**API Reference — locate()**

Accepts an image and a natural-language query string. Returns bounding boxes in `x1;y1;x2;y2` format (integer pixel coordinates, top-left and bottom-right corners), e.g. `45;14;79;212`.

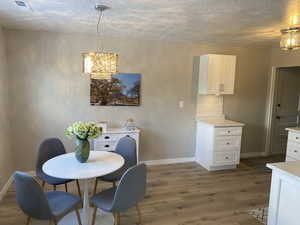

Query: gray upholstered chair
36;138;81;197
93;136;137;194
14;171;82;225
90;164;147;225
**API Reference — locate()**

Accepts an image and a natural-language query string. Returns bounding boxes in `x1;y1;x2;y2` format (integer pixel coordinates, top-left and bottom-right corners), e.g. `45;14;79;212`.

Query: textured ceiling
0;0;300;46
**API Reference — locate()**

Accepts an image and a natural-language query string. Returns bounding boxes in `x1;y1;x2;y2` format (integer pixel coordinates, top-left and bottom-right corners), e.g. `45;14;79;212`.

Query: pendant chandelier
280;27;300;50
82;5;118;80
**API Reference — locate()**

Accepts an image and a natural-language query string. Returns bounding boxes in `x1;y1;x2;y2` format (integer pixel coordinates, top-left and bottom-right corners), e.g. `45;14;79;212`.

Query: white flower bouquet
66;122;102;163
66;122;102;140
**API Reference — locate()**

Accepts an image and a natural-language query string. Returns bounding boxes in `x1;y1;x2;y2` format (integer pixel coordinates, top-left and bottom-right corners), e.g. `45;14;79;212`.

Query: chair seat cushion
90;187;116;212
38;172;73;185
46;191;81;217
99;166;127;182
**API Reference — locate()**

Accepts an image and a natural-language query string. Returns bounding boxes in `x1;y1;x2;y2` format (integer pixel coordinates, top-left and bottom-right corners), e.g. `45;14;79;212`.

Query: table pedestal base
30;209;114;225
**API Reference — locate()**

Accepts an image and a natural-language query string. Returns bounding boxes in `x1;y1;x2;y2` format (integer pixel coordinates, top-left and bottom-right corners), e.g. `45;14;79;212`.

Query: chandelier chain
96;9;104;52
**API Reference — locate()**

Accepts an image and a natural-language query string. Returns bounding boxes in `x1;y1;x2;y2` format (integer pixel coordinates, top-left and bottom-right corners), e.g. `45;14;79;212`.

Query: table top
43;151;124;180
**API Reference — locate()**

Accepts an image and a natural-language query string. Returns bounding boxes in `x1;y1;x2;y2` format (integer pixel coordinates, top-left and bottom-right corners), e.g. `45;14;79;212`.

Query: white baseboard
241;152;266;158
0;170;36;202
142;157;195;166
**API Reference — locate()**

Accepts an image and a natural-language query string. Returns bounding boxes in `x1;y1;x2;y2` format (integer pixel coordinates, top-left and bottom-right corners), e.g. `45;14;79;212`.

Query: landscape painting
90;73;141;106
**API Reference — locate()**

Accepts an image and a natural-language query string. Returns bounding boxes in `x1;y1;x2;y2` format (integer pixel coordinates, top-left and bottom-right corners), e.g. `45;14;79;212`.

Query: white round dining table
43;151;124;225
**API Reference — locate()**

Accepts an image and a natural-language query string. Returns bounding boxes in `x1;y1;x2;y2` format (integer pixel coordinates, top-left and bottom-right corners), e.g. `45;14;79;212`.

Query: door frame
264;65;300;156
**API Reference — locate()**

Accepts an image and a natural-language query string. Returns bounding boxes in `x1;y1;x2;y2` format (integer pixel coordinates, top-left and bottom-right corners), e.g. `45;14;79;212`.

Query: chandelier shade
82;5;118;80
280;27;300;50
82;52;118;80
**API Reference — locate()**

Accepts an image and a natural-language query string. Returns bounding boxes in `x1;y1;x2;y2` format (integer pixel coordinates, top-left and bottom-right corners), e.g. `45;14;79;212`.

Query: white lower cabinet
285;128;300;162
195;121;243;171
267;162;300;225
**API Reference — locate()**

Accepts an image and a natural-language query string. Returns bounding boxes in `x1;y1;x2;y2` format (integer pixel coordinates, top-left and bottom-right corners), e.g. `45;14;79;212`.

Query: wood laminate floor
0;155;285;225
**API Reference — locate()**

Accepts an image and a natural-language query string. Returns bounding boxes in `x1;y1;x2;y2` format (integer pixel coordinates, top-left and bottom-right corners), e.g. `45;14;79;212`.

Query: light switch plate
179;101;184;108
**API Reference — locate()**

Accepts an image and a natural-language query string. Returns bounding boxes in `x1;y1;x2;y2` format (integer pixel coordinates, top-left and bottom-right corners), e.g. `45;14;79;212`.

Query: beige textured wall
5;29;271;171
224;49;271;155
0;26;13;188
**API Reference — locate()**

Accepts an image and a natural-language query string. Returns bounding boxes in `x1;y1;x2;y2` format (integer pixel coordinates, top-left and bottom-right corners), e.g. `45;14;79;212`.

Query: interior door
271;67;300;154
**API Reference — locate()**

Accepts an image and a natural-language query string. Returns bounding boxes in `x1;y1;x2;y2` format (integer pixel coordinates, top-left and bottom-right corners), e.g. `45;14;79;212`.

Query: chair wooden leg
25;216;31;225
53;218;58;225
42;181;46;190
93;178;98;195
91;207;97;225
117;213;120;225
75;209;82;225
113;213;117;225
75;180;83;208
113;182;116;188
53;185;56;191
136;204;142;224
76;180;82;198
65;183;68;192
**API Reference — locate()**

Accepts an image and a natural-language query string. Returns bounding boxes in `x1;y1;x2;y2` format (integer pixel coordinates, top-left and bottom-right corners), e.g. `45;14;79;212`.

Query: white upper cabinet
197;54;236;95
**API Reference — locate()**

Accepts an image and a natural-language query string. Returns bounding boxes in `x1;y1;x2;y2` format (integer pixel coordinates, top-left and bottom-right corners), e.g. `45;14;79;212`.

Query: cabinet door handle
296;137;299;140
226;142;230;145
104;145;110;148
104;136;110;139
225;157;229;159
227;130;231;133
294;150;298;153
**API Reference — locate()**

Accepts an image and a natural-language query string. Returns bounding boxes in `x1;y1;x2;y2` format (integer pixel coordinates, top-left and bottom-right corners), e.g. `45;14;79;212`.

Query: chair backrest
14;171;53;220
115;136;137;170
36;138;66;178
111;164;147;212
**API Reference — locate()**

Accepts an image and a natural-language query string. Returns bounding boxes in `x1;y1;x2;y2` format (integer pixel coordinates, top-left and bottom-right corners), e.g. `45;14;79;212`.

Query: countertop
267;161;300;183
286;127;300;133
102;127;140;134
196;118;245;127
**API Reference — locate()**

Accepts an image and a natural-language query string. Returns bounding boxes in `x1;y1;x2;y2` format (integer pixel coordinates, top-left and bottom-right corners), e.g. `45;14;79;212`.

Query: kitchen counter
286;127;300;134
267;161;300;183
266;161;300;225
196;118;245;127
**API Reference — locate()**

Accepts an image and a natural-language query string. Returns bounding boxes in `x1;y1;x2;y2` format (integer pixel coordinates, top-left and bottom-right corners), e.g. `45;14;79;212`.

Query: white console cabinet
93;128;140;162
196;120;244;171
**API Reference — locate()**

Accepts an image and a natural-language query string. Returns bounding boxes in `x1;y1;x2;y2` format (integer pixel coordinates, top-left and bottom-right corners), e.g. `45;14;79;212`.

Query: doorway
267;67;300;156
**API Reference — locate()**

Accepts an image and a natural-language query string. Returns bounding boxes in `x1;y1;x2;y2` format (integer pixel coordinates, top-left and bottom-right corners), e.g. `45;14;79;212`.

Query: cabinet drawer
94;141;117;151
215;127;242;136
287;141;300;160
213;151;240;166
288;132;300;144
97;133;138;142
97;134;121;142
214;136;241;151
